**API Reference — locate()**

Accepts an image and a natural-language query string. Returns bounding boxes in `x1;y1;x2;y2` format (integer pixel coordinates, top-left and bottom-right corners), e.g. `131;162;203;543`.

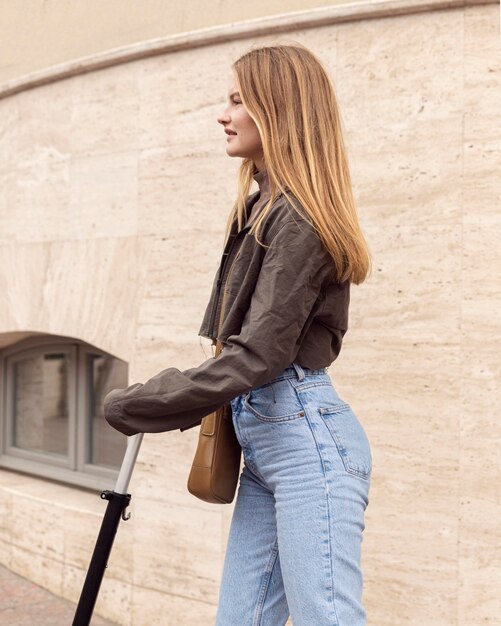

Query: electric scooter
72;433;143;626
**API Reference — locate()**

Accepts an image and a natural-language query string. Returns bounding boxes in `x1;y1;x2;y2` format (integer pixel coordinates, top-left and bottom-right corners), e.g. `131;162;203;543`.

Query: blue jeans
215;362;372;626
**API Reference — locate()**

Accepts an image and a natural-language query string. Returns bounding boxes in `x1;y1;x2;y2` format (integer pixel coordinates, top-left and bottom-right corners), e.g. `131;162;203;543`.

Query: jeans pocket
319;404;372;480
244;379;306;423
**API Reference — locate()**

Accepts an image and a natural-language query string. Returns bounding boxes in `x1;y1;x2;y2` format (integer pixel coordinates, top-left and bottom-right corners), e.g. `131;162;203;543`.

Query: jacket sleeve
104;218;333;436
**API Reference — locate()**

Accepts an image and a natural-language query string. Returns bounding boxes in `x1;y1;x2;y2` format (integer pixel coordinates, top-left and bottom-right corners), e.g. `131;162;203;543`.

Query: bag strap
215;340;223;357
214;271;230;358
197;258;234;436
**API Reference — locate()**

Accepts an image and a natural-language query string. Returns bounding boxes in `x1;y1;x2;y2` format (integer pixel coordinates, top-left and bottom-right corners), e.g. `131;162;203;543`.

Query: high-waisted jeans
215;362;372;626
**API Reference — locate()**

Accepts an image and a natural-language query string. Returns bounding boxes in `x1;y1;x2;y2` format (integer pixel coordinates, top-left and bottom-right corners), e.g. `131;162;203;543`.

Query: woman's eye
233;100;241;105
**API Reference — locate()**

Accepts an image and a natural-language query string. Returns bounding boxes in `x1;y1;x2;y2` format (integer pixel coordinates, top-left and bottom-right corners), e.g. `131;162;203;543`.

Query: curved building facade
0;1;499;624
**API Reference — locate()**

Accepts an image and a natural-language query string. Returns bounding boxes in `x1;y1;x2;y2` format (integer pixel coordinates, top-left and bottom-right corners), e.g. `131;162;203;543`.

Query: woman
105;43;372;626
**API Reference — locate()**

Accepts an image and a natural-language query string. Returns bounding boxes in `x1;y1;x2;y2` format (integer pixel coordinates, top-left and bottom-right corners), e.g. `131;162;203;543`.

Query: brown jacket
104;183;350;436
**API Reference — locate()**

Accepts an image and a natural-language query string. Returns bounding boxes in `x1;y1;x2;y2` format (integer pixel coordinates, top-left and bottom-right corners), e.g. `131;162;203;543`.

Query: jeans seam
292;380;332;392
301;403;341;626
253;536;280;626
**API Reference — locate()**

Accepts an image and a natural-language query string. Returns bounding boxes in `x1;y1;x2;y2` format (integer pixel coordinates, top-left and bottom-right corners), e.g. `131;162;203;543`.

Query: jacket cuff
104;391;140;437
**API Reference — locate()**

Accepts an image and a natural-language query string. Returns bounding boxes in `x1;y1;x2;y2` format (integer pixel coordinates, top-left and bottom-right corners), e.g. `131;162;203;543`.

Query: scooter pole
72;432;144;626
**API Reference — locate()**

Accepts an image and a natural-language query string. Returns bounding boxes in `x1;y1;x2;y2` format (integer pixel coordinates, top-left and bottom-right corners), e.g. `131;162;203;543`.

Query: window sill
0;457;118;495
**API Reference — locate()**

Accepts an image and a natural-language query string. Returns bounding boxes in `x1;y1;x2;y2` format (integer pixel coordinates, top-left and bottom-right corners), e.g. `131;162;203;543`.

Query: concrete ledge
0;0;495;100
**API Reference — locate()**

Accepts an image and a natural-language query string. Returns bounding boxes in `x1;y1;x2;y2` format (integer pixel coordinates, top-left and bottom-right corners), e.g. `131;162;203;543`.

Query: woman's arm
104;218;333;436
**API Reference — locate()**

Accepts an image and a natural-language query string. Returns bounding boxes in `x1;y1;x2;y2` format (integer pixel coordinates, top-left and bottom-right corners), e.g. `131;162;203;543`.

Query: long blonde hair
223;42;371;285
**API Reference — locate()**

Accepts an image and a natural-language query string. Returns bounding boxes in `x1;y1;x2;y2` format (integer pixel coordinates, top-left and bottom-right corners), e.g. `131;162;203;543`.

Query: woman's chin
226;146;242;158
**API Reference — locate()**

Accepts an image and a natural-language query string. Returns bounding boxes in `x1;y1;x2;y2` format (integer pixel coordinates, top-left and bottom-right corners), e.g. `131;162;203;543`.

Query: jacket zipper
208;226;248;339
208;235;235;338
217;245;242;345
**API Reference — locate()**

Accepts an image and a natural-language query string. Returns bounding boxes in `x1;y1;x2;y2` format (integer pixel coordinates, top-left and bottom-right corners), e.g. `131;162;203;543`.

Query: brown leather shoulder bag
187;271;242;504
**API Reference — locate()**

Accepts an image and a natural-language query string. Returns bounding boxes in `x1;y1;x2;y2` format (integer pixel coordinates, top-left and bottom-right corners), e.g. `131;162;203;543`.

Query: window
0;335;128;490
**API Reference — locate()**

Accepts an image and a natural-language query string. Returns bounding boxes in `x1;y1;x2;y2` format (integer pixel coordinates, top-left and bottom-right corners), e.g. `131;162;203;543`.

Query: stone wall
0;1;499;624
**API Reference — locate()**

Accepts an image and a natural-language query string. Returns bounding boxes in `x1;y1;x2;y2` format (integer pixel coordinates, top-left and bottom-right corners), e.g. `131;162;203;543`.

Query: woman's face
217;70;264;170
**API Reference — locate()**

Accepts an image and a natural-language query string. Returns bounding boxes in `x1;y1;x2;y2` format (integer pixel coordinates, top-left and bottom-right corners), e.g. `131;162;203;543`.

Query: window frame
0;335;128;491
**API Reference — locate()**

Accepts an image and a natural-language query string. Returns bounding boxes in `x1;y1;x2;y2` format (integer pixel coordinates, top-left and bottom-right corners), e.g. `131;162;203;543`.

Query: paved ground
0;564;117;626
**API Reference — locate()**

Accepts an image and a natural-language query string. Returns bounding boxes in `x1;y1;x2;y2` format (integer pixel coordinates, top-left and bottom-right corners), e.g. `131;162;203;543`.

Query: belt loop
292;362;305;381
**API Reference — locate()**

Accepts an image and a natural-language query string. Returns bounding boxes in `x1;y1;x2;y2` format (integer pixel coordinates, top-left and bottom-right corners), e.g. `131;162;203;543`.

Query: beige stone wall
0;1;500;624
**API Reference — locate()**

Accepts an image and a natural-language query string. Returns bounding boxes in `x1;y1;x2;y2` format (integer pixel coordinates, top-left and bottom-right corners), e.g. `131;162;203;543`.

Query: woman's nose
217;109;230;125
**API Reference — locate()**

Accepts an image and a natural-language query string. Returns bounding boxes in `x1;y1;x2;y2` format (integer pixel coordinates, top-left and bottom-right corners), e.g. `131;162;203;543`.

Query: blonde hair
223;42;372;285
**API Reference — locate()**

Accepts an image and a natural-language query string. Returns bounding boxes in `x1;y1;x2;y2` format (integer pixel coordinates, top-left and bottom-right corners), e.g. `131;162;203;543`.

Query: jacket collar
242;167;271;230
231;169;287;236
252;167;271;200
